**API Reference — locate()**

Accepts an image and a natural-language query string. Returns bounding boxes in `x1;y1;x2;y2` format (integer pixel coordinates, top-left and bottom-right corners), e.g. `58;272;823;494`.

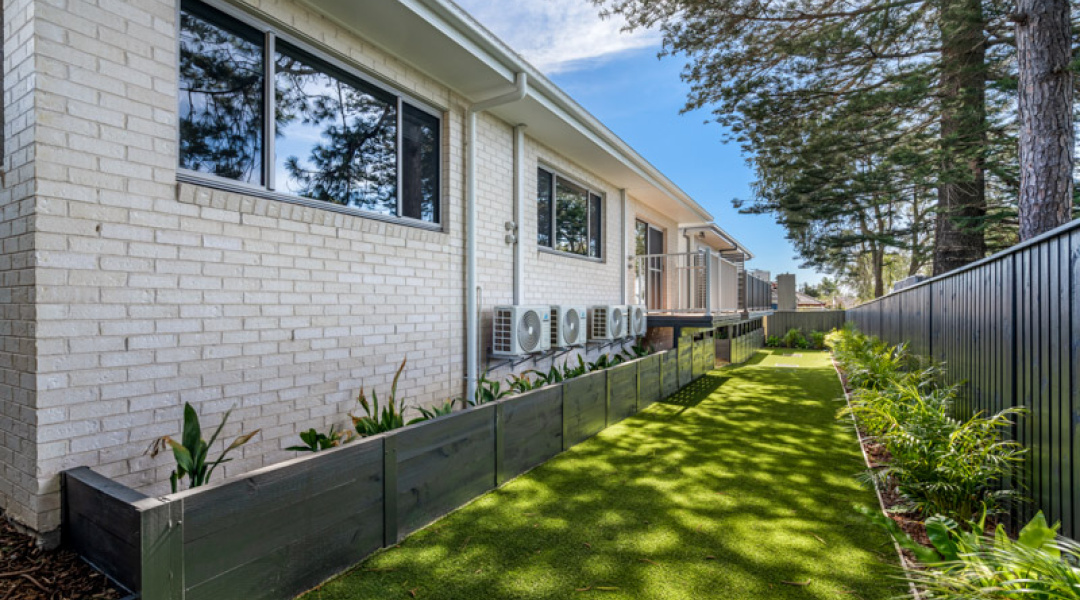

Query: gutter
466;72;528;402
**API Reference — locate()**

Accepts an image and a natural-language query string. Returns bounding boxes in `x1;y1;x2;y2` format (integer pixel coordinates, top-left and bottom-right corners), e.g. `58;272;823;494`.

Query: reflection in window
178;2;264;183
555;179;588;255
536;167;603;258
177;0;443;225
537;168;553;247
635;221;648;256
402;105;440;222
275;44;397;215
589;193;602;258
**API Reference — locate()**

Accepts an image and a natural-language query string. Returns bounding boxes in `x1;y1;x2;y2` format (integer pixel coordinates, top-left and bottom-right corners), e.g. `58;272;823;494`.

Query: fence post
138;497;184;600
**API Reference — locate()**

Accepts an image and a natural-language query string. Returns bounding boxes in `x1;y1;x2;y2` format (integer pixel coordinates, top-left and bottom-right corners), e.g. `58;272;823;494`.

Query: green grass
301;349;902;600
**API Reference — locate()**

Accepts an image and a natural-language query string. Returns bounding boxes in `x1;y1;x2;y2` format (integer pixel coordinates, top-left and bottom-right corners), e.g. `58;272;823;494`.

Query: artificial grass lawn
301;349;901;600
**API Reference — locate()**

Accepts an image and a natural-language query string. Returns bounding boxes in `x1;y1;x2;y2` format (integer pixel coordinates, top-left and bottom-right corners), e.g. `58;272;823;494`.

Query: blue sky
454;0;825;286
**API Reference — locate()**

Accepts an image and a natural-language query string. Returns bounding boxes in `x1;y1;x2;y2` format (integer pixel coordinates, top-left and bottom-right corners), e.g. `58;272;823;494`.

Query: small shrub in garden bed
829;325;1076;599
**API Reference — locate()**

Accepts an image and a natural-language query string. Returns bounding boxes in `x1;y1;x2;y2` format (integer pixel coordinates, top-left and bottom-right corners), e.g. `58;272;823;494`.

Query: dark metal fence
765;311;846;338
63;343;716;600
847;219;1080;538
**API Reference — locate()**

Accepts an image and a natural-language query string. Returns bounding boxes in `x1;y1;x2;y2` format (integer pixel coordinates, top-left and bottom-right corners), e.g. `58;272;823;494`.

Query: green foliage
782;328;808;349
864;507;1080;599
471;373;514;406
411;400;456;424
286;425;354;453
351;358;410;436
623;341;652;359
149;403;260;493
834;326;1025;521
765;335;782;348
808;331;827;350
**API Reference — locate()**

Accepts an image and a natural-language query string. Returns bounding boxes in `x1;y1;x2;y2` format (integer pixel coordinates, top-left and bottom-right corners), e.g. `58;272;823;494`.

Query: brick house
0;0;763;538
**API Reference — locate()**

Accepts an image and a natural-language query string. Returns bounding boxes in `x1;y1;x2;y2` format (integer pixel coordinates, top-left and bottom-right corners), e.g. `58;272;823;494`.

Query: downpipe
466;72;528;402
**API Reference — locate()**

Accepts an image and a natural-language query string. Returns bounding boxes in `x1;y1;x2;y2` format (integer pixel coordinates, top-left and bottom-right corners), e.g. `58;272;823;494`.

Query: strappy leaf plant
286;425;354;453
351;357;410;436
411;399;456;423
149;403;260;493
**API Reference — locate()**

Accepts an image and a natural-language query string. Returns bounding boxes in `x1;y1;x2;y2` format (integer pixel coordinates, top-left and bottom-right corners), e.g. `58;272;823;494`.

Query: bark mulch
0;515;121;600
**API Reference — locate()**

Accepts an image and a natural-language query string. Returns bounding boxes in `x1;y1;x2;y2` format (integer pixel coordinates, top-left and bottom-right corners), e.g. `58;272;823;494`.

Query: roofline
401;0;715;222
679;223;755;259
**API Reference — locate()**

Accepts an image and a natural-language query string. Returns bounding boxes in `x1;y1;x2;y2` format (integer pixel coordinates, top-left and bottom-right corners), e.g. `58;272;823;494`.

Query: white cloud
453;0;661;74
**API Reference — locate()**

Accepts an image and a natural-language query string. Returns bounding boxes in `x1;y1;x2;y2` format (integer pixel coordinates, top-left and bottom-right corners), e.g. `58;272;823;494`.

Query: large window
178;0;442;225
536;167;603;258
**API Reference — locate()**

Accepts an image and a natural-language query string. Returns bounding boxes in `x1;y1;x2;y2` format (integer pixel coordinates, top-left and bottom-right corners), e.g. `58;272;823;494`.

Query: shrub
782;328;807;349
808;330;826;350
835;325;1026;522
863;508;1080;599
765;335;782;348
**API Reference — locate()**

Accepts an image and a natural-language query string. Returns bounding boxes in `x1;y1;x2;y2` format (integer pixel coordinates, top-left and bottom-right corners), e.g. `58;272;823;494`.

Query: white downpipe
620;189;628;304
513;124;527;304
466;72;528;402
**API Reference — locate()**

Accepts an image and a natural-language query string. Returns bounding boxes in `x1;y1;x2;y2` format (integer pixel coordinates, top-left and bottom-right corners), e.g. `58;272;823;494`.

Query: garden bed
62;343;711;600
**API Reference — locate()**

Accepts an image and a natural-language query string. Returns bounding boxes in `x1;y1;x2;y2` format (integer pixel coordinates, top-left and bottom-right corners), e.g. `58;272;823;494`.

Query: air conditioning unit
629;304;648;337
492;305;552;357
589;305;627;341
551;305;587;348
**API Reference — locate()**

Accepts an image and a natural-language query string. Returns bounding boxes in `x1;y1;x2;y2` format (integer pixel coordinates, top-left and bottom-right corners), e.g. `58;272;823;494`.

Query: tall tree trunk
1016;0;1074;240
872;243;885;298
934;0;988;275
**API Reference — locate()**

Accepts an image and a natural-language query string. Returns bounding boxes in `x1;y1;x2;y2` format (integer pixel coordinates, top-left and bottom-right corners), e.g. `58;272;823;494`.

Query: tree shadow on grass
303;350;901;600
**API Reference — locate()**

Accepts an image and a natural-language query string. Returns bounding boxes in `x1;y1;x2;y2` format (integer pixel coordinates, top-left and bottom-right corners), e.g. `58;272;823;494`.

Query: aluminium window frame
175;0;447;232
537;163;605;262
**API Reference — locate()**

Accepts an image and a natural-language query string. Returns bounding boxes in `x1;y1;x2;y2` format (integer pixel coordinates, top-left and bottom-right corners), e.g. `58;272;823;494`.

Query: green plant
862;507;1079;599
528;365;564;387
412;399;456;423
623;341;652;359
507;373;542;394
471;373;514;405
352;357;411;436
782;328;807;349
808;330;826;350
148;403;260;493
286;425;354;453
561;355;589;380
765;335;782;348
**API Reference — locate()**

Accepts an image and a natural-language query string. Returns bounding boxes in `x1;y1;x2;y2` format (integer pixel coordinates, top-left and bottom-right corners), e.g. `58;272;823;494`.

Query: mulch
0;516;121;600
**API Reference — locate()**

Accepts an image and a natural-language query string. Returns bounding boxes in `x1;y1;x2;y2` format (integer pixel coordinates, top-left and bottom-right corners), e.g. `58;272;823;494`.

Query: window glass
555;178;589;255
589;193;602;258
178;2;264;183
635;221;648;256
537;168;553;247
275;43;398;215
401;105;440;222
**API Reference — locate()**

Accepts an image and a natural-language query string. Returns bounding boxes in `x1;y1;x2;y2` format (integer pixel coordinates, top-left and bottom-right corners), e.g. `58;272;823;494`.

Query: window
536;167;603;258
178;0;442;225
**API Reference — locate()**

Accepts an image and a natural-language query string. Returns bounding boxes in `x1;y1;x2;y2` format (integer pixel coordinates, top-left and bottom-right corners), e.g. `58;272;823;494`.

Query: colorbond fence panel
661;350;679;398
563;371;608;447
846;219;1080;538
607;361;639;424
394;405;496;539
638;354;662;408
496;386;563;484
765;311;846;337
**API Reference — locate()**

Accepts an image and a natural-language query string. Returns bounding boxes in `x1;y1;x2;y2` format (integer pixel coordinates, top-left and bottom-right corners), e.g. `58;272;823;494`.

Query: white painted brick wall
0;0;693;533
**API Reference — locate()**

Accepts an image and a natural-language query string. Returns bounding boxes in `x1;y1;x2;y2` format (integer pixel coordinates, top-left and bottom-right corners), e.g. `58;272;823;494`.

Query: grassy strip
301;349;901;600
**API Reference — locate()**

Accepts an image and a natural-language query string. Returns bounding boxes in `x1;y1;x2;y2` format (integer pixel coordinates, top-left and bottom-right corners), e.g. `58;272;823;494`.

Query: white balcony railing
632;250;740;316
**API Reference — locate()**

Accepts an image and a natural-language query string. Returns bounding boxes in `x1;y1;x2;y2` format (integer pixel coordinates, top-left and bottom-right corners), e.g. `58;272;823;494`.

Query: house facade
0;0;761;537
